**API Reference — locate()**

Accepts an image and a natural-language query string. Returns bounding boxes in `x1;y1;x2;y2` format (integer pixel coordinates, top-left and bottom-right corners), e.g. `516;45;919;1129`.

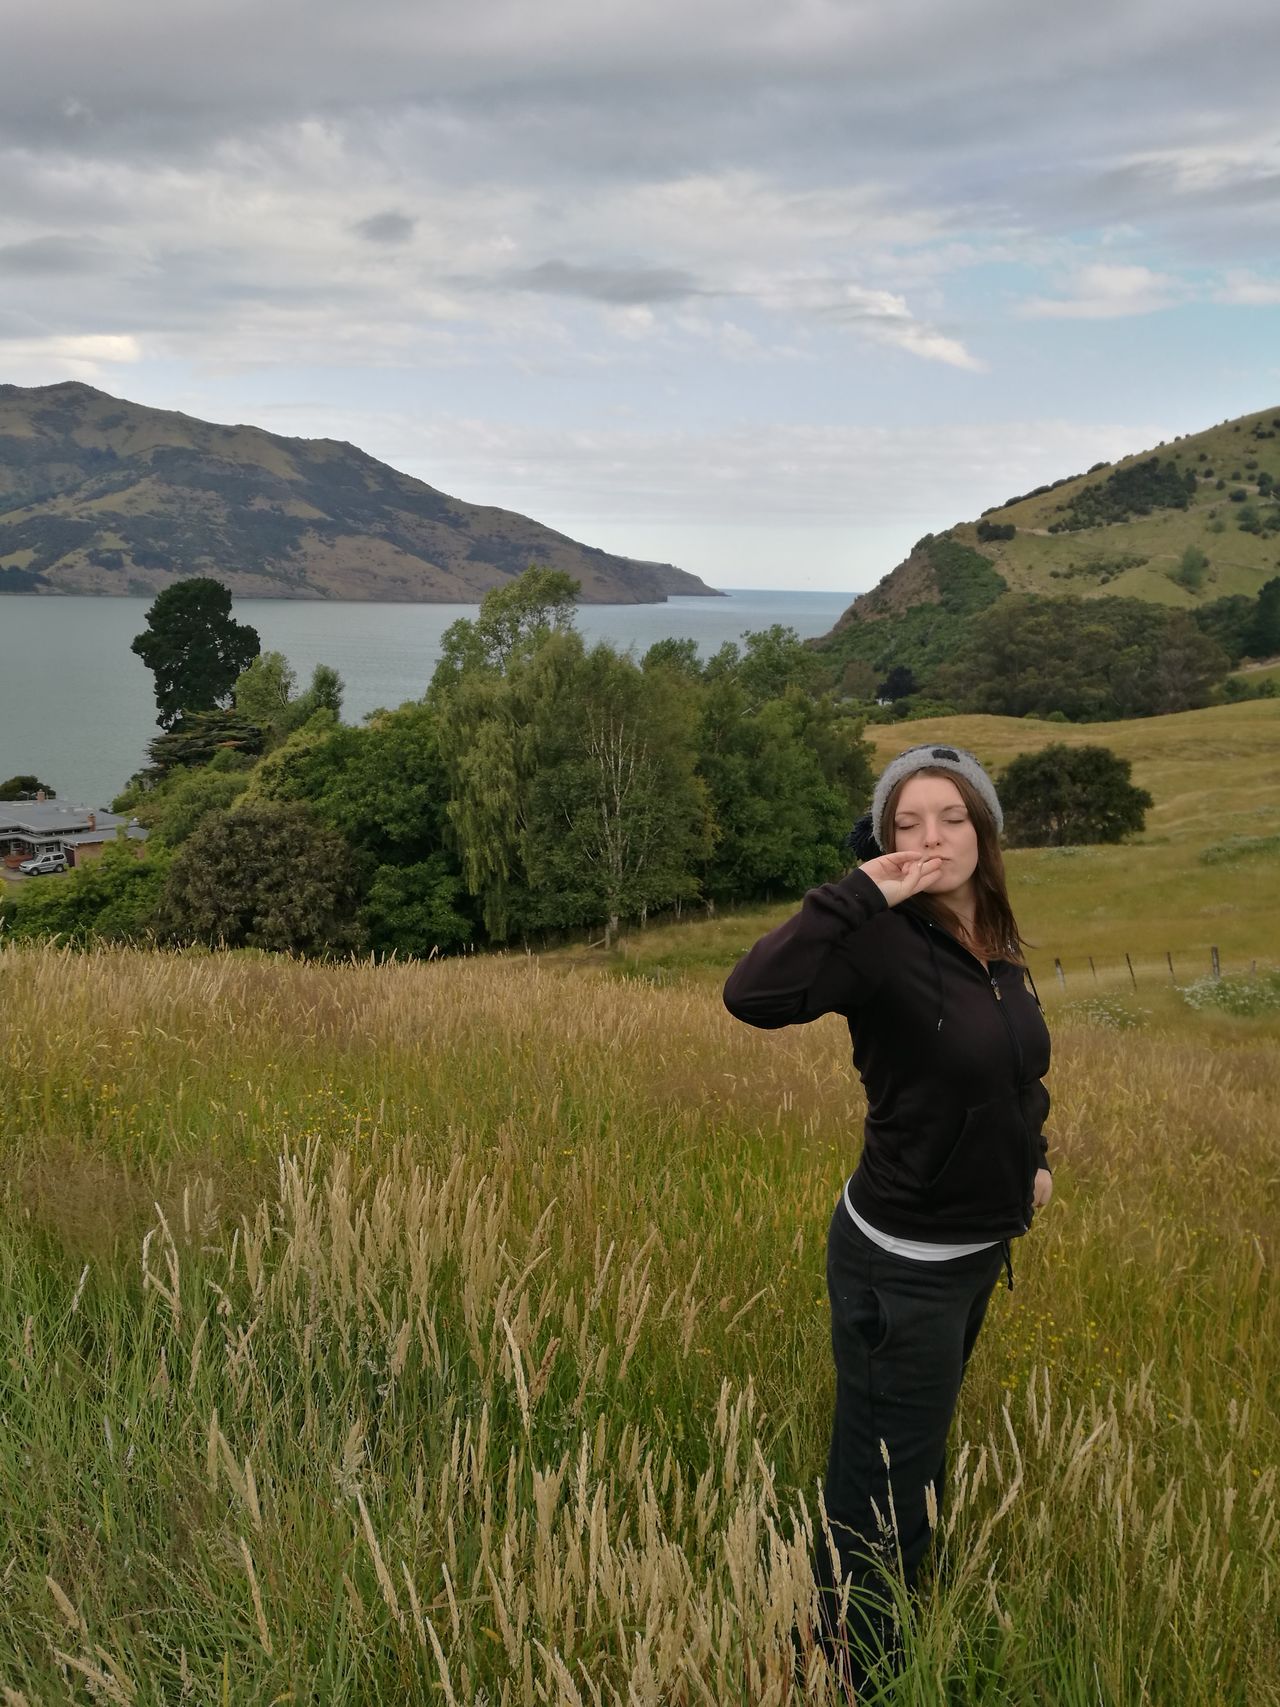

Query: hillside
819;403;1280;646
582;696;1280;991
0;382;720;604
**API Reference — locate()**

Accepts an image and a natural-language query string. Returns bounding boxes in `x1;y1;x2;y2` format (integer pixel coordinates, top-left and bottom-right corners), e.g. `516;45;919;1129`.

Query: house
0;791;149;870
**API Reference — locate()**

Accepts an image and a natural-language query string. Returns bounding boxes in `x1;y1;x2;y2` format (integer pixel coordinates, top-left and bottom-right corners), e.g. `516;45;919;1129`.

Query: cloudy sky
4;0;1280;592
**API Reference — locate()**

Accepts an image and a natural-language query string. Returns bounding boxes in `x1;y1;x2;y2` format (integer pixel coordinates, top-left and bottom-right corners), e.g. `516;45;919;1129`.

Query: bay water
0;589;855;809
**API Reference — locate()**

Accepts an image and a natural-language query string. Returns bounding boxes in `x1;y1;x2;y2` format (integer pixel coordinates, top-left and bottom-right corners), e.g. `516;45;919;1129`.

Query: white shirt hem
843;1177;999;1261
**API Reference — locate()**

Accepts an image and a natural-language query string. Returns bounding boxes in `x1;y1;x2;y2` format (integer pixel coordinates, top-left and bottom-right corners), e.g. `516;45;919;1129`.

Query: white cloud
1019;263;1181;319
1215;269;1280;306
266;408;1162;528
0;332;142;380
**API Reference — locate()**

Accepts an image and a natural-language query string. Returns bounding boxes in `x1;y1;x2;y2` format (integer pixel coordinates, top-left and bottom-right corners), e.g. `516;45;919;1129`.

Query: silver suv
17;850;68;876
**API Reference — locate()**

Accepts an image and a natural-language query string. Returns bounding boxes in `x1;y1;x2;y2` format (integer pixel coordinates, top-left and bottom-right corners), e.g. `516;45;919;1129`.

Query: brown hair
882;766;1035;968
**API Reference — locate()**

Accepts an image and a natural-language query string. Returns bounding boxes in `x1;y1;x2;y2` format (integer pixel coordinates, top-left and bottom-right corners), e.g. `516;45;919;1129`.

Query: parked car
17;850;68;876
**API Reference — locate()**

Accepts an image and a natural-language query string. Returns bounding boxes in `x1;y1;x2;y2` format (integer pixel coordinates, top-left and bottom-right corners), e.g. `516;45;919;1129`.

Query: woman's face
890;773;980;896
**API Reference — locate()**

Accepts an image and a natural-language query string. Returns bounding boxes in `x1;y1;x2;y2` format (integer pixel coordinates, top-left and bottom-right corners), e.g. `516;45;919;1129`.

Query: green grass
2;700;1278;1703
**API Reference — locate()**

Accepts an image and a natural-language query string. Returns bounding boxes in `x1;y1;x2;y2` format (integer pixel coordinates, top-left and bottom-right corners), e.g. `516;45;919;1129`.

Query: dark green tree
998;743;1153;847
696;678;870;902
934;594;1229;719
1191;594;1257;666
877;664;918;701
154;798;366;956
131;578;261;730
359;856;473;958
1242;576;1280;659
139;708;267;783
0;774;56;799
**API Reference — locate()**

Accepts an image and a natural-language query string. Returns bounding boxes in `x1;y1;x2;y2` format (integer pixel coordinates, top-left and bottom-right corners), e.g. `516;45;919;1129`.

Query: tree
0;775;55;799
998;744;1153;847
933;594;1228;720
1191;594;1256;667
359;857;473;958
642;635;703;680
1171;546;1208;591
876;664;918;701
521;642;713;944
1242;576;1280;659
696;678;869;903
131;578;260;730
432;565;581;687
138;708;267;783
733;625;826;708
130;763;252;849
427;574;585;940
838;657;879;701
233;651;297;729
155;798;366;956
233;652;345;745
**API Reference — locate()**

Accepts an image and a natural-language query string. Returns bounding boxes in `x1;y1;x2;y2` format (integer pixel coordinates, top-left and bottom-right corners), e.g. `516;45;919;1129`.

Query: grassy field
2;703;1278;1703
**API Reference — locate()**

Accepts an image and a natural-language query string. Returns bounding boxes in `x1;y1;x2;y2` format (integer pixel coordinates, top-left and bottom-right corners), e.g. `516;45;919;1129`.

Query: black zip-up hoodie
722;867;1053;1242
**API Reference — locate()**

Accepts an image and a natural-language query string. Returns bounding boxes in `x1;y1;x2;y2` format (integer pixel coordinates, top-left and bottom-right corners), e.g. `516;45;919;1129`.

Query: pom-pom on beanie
844;743;1003;862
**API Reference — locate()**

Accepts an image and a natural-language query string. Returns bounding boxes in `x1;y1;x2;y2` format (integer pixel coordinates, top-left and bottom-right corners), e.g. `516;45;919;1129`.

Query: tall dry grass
1;938;1277;1702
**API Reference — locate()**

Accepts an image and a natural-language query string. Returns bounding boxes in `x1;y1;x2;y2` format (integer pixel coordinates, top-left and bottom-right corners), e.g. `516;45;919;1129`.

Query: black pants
811;1195;1007;1688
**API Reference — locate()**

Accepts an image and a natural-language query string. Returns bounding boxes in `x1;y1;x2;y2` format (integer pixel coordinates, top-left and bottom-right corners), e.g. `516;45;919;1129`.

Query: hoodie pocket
923;1094;1032;1225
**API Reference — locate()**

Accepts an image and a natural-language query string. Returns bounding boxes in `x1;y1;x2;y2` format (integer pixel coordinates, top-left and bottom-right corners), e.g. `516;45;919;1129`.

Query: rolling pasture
1;703;1277;1703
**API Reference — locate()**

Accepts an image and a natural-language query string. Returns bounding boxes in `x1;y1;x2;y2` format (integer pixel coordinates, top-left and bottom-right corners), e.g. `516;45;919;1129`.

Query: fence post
1166;951;1175;983
1125;952;1137;990
1054;957;1066;990
1088;956;1097;982
1211;945;1220;982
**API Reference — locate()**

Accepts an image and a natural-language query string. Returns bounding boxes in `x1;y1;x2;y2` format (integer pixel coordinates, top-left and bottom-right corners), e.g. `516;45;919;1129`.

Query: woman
722;743;1054;1690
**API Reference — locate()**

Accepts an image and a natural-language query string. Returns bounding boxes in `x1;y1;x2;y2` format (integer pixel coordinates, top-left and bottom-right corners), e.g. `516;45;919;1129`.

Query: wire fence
1043;945;1268;991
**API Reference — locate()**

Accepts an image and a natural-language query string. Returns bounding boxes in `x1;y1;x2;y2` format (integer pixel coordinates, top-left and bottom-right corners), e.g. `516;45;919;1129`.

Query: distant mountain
0;382;721;604
817;404;1280;649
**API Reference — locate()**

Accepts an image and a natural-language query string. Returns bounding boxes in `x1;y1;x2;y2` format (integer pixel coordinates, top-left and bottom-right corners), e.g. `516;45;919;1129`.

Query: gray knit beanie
846;743;1002;861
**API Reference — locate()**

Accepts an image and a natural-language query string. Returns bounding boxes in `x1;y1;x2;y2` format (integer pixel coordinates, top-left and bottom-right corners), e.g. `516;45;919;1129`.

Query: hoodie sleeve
722;867;891;1029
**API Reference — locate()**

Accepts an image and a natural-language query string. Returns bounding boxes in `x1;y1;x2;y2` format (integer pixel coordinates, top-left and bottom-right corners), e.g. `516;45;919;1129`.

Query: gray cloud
500;260;704;304
0;234;112;275
0;306;47;338
354;210;415;245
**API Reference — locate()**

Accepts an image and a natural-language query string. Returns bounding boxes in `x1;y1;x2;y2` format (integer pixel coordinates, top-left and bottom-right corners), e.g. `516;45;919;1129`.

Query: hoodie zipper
925;920;1036;1232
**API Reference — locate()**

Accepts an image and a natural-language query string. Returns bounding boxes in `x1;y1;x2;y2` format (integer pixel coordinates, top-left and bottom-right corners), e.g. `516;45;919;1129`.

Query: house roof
0;800;148;842
61;827;150;846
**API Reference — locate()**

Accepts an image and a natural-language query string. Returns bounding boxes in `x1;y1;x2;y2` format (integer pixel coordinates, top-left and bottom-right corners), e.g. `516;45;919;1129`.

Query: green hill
814;404;1280;678
592;696;1280;999
0;382;720;604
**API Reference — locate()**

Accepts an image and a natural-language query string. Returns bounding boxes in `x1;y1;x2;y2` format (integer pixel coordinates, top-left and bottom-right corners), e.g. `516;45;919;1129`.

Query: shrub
1172;546;1209;590
999;742;1154;847
1055;457;1194;530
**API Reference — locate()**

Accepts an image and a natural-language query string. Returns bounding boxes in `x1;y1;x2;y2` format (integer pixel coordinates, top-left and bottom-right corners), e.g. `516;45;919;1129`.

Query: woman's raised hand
858;850;945;908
